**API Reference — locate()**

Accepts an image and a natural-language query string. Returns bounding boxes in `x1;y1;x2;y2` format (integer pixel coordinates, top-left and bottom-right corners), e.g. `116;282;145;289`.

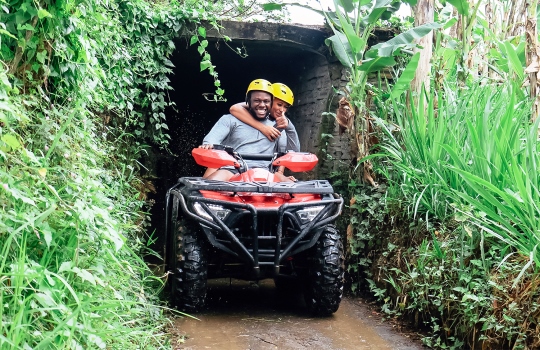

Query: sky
285;0;411;25
287;0;334;25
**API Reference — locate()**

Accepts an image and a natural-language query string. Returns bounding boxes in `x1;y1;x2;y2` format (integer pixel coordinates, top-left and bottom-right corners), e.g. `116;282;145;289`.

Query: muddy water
172;279;423;350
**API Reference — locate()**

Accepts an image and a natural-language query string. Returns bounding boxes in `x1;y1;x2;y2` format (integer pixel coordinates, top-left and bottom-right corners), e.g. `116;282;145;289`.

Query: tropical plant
0;0;243;347
264;0;441;182
367;76;540;347
378;78;539;262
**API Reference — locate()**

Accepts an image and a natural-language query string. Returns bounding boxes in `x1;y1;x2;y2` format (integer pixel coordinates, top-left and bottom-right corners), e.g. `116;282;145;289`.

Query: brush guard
165;178;343;279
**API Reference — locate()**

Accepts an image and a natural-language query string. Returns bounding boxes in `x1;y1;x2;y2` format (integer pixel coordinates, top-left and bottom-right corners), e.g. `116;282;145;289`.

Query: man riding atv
165;80;344;316
200;79;299;182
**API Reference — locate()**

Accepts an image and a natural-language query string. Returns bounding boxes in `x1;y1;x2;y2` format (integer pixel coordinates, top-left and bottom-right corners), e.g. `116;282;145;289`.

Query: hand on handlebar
199;144;213;149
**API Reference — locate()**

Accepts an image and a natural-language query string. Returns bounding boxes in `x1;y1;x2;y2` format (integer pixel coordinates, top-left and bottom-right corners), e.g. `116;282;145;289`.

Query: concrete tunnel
144;21;394;261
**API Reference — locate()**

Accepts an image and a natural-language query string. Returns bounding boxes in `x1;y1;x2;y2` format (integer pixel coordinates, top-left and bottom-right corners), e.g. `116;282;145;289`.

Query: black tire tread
305;225;344;316
171;218;207;313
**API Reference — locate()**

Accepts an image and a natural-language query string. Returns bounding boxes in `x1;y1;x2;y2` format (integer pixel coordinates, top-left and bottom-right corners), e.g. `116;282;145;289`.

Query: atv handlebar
194;145;318;173
235;153;274;161
211;144;276;161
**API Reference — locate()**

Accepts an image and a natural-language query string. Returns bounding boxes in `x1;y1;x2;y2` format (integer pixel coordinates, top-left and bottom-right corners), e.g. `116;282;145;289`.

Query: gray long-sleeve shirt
203;114;300;169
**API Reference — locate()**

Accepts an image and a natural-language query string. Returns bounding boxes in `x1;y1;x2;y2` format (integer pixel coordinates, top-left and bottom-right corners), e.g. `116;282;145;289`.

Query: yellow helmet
272;83;294;106
246;79;273;97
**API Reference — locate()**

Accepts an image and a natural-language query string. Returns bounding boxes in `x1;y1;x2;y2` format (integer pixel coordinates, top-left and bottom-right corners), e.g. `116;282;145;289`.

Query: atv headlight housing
193;203;231;222
296;205;325;224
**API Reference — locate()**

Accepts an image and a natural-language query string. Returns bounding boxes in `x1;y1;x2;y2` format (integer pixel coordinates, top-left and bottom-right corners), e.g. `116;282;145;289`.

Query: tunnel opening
143;22;337;262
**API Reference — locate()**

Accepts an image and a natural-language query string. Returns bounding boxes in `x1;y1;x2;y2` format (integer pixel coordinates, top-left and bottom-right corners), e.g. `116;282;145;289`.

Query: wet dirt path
171;279;424;350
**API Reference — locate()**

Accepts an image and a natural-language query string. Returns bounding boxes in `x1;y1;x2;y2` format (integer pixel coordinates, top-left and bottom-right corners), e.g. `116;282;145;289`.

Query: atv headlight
296;205;325;224
193;203;231;222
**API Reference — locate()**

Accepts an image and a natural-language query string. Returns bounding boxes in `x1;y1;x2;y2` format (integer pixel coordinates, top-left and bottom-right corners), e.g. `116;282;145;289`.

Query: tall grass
362;80;540;347
376;81;539;264
0;84;168;348
0;0;231;346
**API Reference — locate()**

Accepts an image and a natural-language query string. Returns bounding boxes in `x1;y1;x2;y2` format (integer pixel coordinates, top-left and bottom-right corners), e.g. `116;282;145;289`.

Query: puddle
173;279;423;350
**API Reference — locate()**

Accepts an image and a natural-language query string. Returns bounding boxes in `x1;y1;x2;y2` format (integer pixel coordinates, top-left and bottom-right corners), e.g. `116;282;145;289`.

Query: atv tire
304;225;344;316
170;218;208;313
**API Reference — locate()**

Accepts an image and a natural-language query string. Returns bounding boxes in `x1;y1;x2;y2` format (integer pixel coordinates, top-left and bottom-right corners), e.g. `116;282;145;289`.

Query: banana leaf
390;52;420;99
325;32;356;68
358;56;396;72
366;22;441;58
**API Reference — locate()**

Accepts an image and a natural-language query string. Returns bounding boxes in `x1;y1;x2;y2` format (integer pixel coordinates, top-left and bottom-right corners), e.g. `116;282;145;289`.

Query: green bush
349;81;540;348
0;0;231;347
0;81;168;348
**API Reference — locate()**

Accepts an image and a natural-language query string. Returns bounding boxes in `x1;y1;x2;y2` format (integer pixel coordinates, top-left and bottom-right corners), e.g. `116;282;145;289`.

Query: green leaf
2;134;21;149
503;41;525;81
366;22;441;58
59;261;73;273
0;28;17;39
37;8;52;19
163;59;174;67
35;203;57;225
262;3;285;10
198;26;206;38
401;0;418;6
358;56;396;73
325;32;354;68
17;23;35;32
443;17;458;30
390;52;420;99
190;35;198;45
264;2;325;18
338;0;355;13
341;22;366;55
40;222;53;248
446;0;469;15
365;0;393;24
35;292;56;308
73;267;96;286
200;60;211;72
36;50;46;64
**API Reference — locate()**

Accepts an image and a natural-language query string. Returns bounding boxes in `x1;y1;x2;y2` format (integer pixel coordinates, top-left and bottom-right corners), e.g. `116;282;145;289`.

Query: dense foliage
323;0;540;348
367;82;539;348
0;0;244;347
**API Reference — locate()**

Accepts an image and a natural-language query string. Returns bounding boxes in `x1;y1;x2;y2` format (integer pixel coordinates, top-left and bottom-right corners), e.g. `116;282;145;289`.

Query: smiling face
270;97;290;119
248;91;272;120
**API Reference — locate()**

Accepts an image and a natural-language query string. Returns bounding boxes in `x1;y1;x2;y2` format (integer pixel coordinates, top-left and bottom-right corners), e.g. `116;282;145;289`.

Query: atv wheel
170;218;208;313
304;225;344;316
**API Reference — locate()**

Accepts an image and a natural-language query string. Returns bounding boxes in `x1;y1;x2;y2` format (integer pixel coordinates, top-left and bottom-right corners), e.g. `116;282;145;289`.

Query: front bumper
166;178;343;278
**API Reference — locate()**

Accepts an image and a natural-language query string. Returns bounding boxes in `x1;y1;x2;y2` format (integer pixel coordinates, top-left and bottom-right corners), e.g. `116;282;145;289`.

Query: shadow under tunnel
143;21;340;264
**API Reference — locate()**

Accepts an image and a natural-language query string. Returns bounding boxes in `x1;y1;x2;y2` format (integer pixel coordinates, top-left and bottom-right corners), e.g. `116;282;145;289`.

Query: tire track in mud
172;279;424;350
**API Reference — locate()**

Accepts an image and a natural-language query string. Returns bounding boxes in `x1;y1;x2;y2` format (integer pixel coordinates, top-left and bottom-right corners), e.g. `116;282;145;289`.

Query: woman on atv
230;81;299;149
200;79;299;182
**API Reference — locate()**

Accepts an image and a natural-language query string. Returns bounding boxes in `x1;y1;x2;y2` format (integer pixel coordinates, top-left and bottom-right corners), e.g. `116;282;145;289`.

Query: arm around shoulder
230;102;280;141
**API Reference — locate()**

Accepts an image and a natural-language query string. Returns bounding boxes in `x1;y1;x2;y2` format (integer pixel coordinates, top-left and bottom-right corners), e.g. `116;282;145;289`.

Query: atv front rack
177;177;335;194
165;177;344;278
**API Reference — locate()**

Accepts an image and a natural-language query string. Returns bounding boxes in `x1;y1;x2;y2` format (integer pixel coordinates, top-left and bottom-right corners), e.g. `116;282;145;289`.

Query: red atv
165;145;344;316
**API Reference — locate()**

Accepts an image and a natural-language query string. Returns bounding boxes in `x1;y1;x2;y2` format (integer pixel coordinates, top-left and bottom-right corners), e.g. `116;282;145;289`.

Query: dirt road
171;278;424;350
